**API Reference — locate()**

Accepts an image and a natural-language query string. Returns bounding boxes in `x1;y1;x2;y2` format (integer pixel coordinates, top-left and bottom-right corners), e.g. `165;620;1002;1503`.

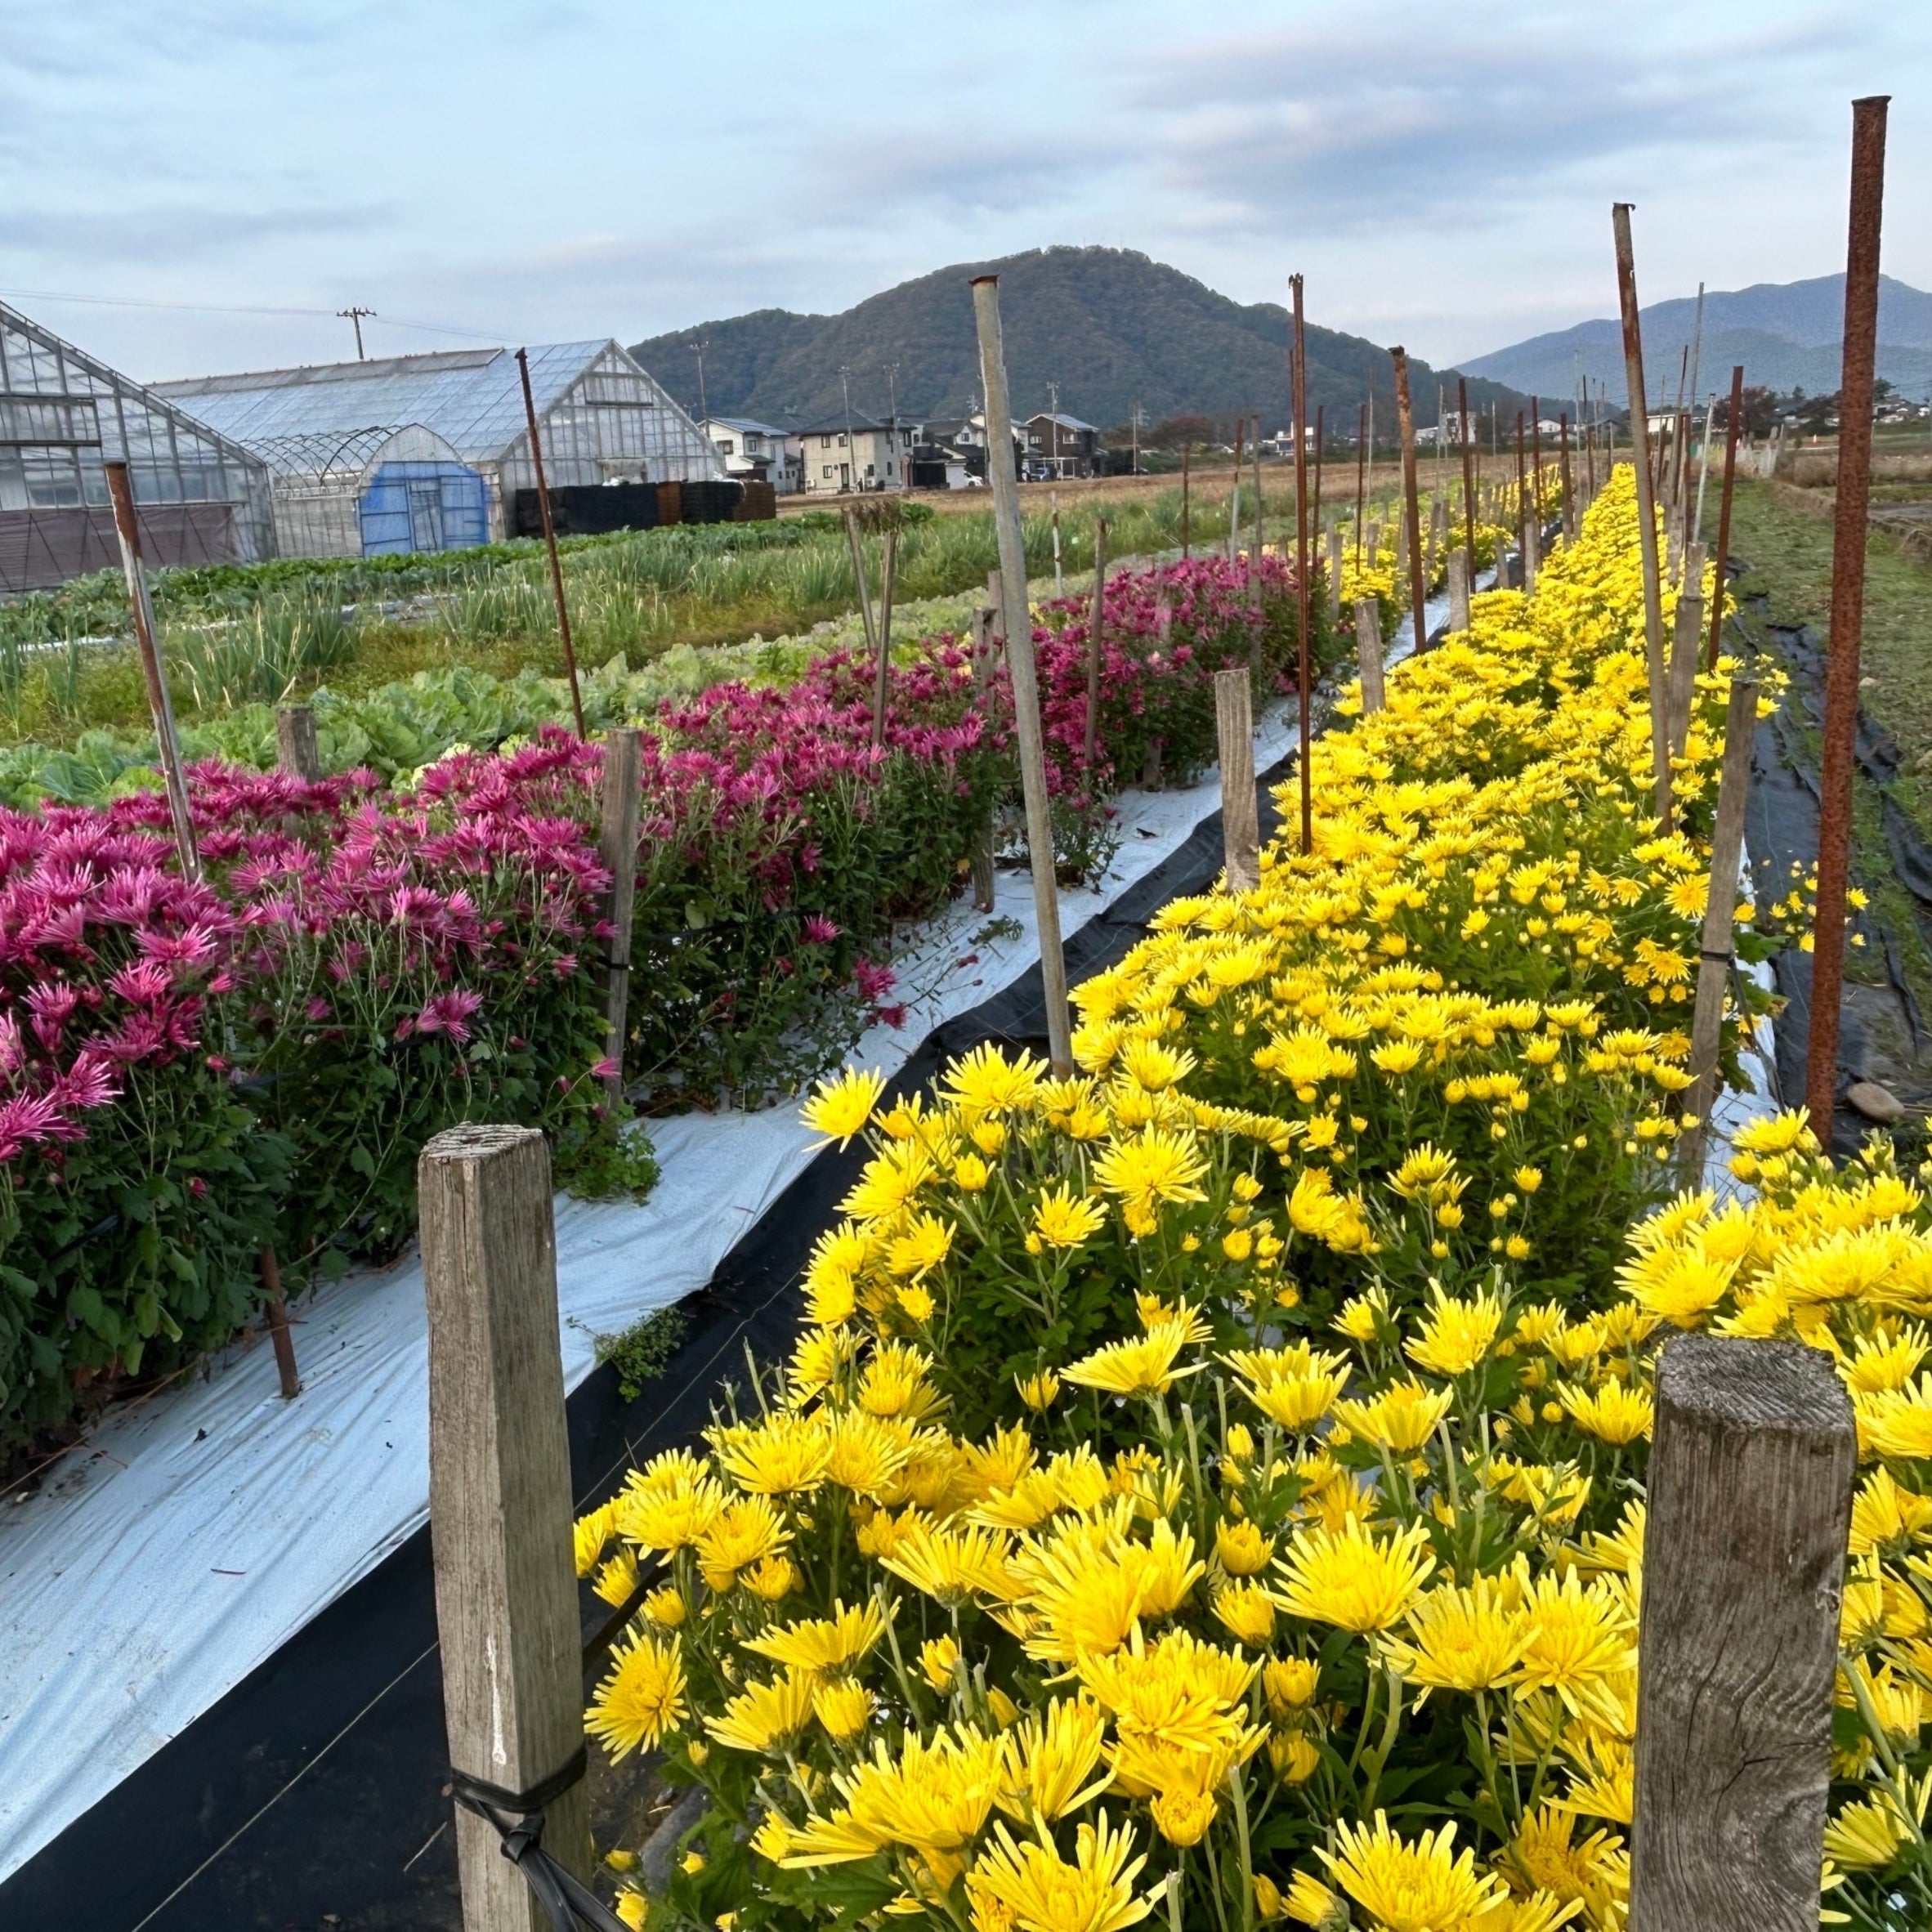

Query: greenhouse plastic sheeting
0;698;1304;1882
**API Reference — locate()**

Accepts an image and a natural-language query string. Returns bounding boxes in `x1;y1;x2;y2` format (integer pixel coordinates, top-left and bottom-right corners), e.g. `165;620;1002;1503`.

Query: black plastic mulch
0;763;1286;1932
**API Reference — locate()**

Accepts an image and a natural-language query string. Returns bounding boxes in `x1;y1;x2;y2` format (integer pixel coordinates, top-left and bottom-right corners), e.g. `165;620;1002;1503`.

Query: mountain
629;246;1527;436
1464;275;1932;407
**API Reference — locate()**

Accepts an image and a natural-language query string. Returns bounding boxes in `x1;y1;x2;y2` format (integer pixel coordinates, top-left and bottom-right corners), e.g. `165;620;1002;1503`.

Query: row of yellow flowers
575;471;1921;1932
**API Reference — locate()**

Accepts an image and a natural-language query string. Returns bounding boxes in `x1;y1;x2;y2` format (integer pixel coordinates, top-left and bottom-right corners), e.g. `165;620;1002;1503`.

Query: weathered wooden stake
1447;549;1470;633
1226;417;1246;565
1612;202;1675;831
843;508;879;671
1326;525;1343;625
423;1125;592;1932
1682;677;1759;1175
1290;275;1313;854
870;526;898;748
1630;1332;1854;1931
1180;444;1192;559
256;1245;301;1400
1049;490;1064;600
103;460;199;880
1353;600;1385;713
1214;669;1259;893
275;704;321;782
597;728;642;1100
972;274;1073;1074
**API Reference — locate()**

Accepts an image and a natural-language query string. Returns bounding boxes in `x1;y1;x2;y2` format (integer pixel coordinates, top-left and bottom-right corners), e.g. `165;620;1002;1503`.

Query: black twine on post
445;1746;632;1932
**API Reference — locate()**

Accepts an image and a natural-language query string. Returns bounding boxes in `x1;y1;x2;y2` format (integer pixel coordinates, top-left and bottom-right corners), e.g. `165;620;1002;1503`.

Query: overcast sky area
2;0;1926;384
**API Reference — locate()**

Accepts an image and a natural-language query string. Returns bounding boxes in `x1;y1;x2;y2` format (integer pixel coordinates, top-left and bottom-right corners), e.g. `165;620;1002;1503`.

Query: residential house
795;412;919;494
701;415;803;494
1020;411;1099;479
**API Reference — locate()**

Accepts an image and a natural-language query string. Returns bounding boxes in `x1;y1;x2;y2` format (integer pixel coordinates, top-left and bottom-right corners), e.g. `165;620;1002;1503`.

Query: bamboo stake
1254;414;1266;581
1084;518;1108;773
1290;275;1313;854
971;275;1072;1075
971;607;997;913
843;508;879;670
1681;677;1760;1178
870;526;898;748
1391;347;1426;656
514;349;585;740
1706;366;1746;673
1458;377;1478;578
1692;396;1717;551
597;727;643;1102
1049;490;1064;599
103;461;199;880
1668;543;1706;758
1326;525;1344;626
1448;549;1470;633
1354;401;1368;564
1226;417;1246;565
1181;444;1192;559
1612;202;1675;831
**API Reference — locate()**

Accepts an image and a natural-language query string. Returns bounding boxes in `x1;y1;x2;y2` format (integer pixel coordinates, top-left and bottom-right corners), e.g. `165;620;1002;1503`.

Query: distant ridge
630;245;1527;434
1465;275;1932;405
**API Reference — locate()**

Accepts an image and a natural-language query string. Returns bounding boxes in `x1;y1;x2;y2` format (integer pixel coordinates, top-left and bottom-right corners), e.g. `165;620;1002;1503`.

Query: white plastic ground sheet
0;691;1313;1879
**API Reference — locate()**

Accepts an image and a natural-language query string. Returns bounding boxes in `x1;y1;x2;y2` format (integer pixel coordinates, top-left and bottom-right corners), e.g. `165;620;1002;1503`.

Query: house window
821;435;832;449
822;463;834;478
718;439;735;456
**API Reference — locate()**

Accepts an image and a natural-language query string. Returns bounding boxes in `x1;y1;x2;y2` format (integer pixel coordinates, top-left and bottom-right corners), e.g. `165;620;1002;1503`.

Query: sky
2;0;1927;387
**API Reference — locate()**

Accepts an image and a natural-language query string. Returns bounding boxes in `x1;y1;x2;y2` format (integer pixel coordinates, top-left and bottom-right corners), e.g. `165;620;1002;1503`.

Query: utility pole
887;360;904;490
337;306;374;360
1048;379;1060;475
690;337;711;423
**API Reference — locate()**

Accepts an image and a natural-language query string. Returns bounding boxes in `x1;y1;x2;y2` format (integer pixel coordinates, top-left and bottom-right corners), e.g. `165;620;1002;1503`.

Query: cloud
1116;11;1836;238
0;203;395;267
807;139;1127;223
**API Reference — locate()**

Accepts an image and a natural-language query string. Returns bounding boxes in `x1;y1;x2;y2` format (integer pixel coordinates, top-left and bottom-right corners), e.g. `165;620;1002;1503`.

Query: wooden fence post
597;729;642;1101
844;508;879;672
1353;601;1385;714
1214;668;1259;892
1631;1333;1854;1930
275;704;321;782
423;1125;591;1932
1447;549;1470;634
1681;677;1759;1176
1326;525;1343;625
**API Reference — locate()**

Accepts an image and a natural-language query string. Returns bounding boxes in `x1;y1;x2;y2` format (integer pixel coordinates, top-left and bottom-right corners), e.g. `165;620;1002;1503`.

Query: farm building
248;424;490;560
154;340;725;553
0;299;274;593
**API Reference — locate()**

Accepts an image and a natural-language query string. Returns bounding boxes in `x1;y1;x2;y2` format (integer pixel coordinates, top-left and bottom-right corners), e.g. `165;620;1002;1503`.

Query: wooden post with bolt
422;1125;593;1932
1630;1332;1854;1931
597;728;642;1101
1353;601;1385;714
275;704;321;782
972;275;1072;1074
1214;668;1259;894
1681;677;1759;1178
1667;543;1706;759
1447;550;1470;634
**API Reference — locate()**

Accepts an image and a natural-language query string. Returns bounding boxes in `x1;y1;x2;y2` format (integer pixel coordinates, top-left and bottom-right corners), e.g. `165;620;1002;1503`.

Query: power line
0;286;502;342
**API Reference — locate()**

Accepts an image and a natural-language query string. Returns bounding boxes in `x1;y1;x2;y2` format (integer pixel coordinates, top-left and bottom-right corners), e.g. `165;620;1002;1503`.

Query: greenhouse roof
151;342;608;466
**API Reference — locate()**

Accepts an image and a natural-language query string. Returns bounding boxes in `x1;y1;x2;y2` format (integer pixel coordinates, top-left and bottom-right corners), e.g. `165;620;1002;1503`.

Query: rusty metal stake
1392;346;1426;657
1613;201;1674;831
1706;365;1746;673
515;348;586;739
1806;96;1891;1135
257;1245;301;1399
1291;274;1314;854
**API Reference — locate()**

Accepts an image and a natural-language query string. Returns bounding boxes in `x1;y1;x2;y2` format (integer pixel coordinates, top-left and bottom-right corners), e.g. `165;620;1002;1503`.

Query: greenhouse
248;423;490;559
0;299;274;593
154;340;724;551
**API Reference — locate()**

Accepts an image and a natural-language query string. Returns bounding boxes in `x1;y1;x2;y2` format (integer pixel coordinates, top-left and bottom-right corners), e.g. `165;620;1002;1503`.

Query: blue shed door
359;462;490;556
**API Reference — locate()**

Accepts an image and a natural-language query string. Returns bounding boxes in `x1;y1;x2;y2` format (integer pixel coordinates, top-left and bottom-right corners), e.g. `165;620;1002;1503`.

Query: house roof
794;412;891;437
1026;410;1098;433
151;342;631;467
705;414;793;437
